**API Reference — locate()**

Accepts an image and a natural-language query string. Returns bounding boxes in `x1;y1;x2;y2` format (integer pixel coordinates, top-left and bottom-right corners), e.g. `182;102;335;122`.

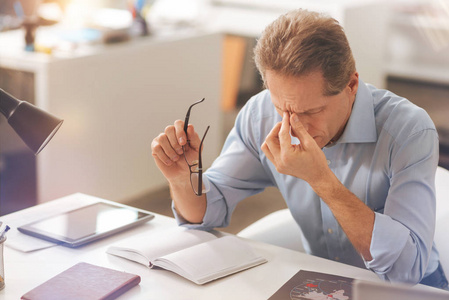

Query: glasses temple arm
197;125;210;196
183;98;205;134
198;125;210;170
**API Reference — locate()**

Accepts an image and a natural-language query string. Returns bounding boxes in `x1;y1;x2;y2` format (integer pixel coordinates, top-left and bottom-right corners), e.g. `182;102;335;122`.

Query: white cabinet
0;30;223;204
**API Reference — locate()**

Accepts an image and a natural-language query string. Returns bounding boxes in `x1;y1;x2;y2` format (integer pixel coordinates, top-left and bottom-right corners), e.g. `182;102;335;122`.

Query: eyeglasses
182;98;210;196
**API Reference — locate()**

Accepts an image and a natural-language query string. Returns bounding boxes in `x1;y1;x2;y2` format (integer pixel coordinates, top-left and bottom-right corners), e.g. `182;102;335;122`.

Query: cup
0;236;6;290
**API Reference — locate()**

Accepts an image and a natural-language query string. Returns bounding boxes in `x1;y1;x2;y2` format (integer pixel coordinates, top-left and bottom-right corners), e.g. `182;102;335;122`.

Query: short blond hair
254;9;356;96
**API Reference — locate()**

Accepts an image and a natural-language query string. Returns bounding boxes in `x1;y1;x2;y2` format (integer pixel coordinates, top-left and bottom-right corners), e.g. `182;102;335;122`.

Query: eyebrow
274;104;325;114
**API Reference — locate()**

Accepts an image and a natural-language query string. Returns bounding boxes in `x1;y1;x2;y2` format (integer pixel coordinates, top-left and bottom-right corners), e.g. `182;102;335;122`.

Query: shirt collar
333;78;377;145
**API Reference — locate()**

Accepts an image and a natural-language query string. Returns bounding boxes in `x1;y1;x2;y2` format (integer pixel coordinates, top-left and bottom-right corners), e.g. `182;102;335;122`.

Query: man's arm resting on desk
364;129;439;284
262;112;375;260
311;172;375;261
262;110;439;284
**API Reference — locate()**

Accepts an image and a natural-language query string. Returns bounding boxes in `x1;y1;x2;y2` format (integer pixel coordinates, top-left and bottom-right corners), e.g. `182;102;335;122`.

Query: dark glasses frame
182;98;210;196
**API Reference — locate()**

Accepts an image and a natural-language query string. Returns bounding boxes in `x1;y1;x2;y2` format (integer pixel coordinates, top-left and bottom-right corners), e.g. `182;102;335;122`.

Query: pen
0;224;9;240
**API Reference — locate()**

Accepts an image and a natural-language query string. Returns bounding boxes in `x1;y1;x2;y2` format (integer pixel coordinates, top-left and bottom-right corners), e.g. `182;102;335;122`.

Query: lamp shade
0;88;63;155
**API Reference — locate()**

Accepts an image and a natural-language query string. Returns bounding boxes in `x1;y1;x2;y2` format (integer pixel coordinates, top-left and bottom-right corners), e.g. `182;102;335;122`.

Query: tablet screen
18;202;154;247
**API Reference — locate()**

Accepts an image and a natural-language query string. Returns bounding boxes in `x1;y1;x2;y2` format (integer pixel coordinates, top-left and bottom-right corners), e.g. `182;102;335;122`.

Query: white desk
0;193;380;299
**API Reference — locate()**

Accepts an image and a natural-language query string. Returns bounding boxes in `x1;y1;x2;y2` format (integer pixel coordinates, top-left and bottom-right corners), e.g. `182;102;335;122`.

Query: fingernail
172;155;179;162
179;137;185;145
176;148;183;155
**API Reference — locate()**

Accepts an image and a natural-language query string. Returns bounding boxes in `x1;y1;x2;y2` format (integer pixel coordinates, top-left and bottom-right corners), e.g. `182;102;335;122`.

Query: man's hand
262;112;374;260
151;120;207;224
261;112;330;185
151;120;202;182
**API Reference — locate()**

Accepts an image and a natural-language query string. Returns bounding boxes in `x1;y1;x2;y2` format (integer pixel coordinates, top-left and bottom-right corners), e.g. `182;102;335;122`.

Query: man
151;9;448;289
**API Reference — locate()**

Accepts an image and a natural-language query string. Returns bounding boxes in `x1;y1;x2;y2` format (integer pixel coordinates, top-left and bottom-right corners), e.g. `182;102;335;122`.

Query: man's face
265;70;358;149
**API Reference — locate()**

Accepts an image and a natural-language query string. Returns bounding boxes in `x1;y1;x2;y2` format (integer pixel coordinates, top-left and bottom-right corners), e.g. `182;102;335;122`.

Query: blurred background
1;0;448;233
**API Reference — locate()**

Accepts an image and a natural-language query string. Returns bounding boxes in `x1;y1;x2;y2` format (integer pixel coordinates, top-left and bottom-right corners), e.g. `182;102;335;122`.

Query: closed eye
274;104;325;116
300;108;324;115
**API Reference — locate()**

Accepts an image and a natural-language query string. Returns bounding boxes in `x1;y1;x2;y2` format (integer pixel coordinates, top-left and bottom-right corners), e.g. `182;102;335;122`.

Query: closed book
21;262;140;300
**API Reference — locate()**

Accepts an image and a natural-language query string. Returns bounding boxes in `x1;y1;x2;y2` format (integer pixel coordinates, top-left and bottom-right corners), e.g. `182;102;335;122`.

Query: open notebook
106;227;266;284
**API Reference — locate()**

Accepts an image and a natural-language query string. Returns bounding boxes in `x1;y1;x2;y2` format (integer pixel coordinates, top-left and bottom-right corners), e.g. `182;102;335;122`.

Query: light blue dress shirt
174;79;440;284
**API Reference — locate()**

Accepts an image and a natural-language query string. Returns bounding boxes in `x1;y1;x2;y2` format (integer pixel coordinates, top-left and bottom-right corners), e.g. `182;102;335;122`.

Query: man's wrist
309;169;341;199
169;176;192;192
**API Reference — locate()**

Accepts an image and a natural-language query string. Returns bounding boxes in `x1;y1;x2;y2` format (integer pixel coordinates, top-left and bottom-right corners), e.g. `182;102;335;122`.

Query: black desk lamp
0;88;63;155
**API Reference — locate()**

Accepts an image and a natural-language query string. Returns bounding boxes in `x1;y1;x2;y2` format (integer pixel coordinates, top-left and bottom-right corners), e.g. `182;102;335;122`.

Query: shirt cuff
171;176;228;230
365;212;410;275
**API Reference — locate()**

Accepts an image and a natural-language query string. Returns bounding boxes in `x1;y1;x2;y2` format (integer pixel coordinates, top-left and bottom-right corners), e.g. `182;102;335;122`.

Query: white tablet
18;202;154;248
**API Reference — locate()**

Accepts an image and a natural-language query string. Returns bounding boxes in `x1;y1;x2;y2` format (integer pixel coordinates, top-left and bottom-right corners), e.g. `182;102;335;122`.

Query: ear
347;72;359;95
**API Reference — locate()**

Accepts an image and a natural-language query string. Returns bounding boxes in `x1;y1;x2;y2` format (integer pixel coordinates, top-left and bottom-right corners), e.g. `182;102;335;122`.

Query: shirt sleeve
173;98;275;230
365;127;439;284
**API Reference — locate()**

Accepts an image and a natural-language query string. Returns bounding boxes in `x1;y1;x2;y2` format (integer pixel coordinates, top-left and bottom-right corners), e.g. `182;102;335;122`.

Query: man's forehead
266;71;328;105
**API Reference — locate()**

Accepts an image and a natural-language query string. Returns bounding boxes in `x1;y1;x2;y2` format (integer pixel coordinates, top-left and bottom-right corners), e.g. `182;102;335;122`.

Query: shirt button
327;160;331;165
327;228;333;234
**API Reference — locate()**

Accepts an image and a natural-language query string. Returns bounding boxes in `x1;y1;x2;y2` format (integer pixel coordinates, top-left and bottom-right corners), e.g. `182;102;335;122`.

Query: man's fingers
290;113;314;148
151;133;179;166
279;112;292;148
261;141;275;163
185;124;202;151
174;120;187;149
166;124;184;155
264;121;282;157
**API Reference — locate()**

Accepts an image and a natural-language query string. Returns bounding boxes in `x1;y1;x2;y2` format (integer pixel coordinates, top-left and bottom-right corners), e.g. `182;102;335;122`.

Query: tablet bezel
17;202;155;248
